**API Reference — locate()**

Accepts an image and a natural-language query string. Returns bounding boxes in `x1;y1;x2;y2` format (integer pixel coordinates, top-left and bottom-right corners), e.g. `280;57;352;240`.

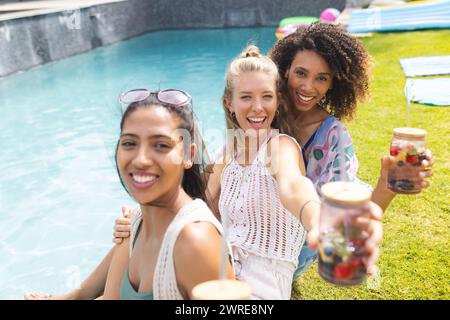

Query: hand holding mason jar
387;128;433;194
316;181;382;286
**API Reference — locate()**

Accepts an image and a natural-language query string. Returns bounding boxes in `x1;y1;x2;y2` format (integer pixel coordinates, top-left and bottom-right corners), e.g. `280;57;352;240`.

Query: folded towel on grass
400;55;450;77
406;78;450;106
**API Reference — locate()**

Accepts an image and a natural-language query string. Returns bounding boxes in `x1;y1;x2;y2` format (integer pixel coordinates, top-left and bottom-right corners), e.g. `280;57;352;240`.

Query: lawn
292;29;450;299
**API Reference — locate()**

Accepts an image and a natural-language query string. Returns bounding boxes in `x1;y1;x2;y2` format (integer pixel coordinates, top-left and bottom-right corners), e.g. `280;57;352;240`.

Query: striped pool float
347;0;450;33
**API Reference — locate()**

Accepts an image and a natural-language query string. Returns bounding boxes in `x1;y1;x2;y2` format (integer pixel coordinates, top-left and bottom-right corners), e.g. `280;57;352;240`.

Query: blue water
0;27;276;299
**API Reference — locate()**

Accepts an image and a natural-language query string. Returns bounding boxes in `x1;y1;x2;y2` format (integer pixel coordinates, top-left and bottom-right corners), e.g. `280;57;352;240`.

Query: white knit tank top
218;133;306;265
129;199;226;300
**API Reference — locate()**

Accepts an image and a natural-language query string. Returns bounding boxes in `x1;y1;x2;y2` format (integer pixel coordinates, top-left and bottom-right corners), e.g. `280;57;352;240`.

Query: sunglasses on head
118;88;192;108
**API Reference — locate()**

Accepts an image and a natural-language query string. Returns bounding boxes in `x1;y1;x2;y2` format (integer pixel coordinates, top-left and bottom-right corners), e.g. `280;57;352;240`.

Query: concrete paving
0;0;123;11
0;0;124;21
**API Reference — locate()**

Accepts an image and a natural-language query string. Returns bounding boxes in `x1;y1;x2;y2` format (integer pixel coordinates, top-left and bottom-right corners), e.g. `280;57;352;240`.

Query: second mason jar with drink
388;127;427;194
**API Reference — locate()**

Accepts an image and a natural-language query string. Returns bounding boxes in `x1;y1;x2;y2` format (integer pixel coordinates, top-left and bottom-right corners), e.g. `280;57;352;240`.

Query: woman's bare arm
205;163;225;220
273;136;321;231
102;238;130;300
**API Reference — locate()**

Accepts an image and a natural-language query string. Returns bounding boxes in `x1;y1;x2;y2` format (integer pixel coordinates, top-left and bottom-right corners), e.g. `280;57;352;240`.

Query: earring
275;109;280;116
231;112;236;119
319;96;327;107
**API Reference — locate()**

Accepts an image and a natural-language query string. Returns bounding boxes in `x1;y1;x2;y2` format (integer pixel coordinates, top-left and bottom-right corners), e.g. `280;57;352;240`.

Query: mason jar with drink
318;181;372;286
388;127;427;194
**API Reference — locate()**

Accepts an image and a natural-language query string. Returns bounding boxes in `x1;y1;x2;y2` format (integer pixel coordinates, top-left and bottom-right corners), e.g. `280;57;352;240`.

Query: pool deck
0;0;347;78
0;0;124;21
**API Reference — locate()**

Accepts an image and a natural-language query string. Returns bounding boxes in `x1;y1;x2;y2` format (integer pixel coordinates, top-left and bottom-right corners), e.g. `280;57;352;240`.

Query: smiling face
117;106;191;205
226;71;278;133
285;50;333;113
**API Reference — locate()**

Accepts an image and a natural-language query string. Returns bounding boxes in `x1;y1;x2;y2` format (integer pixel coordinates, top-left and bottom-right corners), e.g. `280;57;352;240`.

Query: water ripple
0;27;275;299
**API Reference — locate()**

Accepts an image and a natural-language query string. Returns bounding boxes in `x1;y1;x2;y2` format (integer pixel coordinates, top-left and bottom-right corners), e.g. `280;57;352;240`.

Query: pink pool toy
320;8;341;23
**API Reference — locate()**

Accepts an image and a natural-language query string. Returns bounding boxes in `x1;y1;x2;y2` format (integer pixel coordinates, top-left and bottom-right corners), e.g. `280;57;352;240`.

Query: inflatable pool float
348;0;450;33
275;16;319;40
320;8;341;23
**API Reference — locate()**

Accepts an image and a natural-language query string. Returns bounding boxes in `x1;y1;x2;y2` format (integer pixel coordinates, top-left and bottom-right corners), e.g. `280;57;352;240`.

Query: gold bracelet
299;199;321;228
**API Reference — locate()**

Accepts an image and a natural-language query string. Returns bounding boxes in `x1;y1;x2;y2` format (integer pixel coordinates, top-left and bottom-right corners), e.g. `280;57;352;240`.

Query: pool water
0;27;276;299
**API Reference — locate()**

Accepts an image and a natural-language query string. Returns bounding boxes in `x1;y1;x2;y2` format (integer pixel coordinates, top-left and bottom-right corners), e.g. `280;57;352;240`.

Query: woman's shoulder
177;219;221;247
176;199;222;228
321;114;343;131
181;198;212;215
315;115;352;142
164;199;222;255
173;201;223;264
270;133;302;154
172;217;224;298
266;133;304;175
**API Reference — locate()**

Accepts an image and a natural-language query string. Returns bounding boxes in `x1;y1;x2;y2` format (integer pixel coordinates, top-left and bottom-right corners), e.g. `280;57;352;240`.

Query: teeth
297;93;314;102
132;174;157;184
248;117;265;123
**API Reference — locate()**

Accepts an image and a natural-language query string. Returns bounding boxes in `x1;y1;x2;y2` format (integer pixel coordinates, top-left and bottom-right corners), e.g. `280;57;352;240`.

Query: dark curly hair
269;22;372;133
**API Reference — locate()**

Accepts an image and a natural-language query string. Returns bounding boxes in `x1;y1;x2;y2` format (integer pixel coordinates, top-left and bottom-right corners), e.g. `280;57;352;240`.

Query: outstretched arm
371;156;397;211
273;136;383;275
273;135;321;231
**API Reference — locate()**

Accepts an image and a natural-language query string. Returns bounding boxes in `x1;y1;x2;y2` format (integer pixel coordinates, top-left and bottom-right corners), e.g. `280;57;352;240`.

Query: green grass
292;29;450;300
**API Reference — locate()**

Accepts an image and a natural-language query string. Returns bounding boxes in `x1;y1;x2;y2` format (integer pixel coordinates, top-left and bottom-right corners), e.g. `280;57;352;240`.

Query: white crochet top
129;199;225;300
219;133;306;265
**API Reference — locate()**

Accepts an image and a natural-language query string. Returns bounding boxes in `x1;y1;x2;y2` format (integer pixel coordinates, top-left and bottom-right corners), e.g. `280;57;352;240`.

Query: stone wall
0;0;346;77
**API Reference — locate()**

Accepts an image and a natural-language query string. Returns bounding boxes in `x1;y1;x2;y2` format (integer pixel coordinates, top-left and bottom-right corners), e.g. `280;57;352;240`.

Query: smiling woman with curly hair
270;22;372;128
269;22;432;281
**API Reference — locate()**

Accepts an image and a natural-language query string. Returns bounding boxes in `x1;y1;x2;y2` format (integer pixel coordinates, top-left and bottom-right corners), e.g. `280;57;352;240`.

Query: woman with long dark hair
25;88;233;300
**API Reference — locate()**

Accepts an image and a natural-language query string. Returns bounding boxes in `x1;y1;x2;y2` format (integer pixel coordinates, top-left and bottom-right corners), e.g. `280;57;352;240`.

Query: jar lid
393;127;427;138
321;181;372;206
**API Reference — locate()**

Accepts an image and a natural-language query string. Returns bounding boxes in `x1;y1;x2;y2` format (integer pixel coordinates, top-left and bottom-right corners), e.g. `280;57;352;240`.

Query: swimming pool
0;27;276;299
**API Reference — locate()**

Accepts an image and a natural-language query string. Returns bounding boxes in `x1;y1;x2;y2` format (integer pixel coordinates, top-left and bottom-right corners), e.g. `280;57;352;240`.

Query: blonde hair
222;44;280;129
